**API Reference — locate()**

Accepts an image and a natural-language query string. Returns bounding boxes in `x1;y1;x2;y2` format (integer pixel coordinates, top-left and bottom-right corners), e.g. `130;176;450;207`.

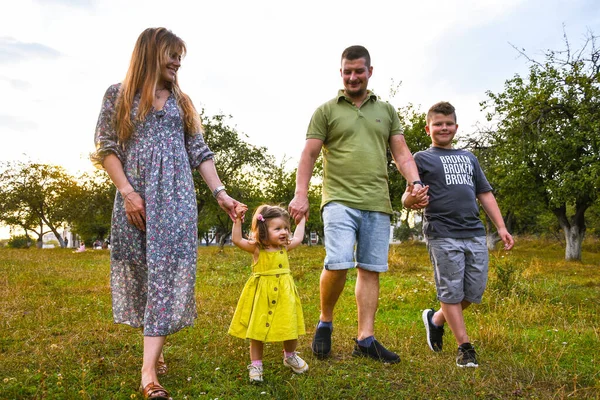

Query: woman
91;27;240;399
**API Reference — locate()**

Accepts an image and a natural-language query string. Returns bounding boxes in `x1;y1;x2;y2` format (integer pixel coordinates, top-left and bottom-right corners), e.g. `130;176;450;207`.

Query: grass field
1;239;599;399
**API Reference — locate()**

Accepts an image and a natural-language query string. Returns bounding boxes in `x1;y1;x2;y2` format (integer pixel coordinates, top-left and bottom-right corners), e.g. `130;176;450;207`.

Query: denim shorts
426;236;489;304
322;202;390;272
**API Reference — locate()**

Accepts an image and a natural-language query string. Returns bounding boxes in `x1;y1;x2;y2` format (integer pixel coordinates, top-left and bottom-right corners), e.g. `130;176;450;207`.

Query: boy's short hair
427;101;457;124
341;45;371;68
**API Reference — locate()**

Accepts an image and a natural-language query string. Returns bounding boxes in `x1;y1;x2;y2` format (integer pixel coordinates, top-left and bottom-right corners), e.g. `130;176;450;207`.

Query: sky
1;0;599;176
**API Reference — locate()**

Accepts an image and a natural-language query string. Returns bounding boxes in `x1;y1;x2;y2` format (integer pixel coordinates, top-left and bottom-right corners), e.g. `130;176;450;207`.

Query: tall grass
0;239;599;399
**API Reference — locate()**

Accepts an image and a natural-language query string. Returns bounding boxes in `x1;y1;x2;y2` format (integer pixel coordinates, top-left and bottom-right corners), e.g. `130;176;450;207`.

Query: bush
490;255;524;295
394;224;416;242
7;235;32;249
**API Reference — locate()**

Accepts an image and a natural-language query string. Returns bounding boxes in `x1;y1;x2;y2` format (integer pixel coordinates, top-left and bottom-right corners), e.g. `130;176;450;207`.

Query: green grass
1;239;599;399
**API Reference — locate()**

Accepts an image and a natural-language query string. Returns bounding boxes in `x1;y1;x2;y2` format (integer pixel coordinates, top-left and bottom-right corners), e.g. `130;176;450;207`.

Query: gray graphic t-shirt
414;147;492;239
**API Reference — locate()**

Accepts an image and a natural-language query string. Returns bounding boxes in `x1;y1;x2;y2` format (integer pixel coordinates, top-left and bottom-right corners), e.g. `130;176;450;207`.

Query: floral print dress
91;84;213;336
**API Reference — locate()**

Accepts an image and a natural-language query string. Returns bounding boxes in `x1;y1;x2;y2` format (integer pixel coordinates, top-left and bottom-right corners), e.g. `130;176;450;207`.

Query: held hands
124;191;146;231
234;203;248;221
216;191;246;222
289;194;309;224
403;183;429;210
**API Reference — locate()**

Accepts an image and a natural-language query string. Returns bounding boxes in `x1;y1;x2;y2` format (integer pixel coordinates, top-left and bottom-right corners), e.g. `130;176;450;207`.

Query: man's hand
289;194;309;224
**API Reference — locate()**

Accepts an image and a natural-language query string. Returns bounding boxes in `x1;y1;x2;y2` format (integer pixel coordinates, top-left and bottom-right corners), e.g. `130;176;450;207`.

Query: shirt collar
336;89;377;104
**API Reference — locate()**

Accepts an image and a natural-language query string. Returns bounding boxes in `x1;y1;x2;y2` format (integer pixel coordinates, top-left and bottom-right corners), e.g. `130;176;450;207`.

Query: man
289;45;427;363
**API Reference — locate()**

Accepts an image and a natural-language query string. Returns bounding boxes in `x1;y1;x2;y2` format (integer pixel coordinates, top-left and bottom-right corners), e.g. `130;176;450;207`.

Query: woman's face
159;50;182;85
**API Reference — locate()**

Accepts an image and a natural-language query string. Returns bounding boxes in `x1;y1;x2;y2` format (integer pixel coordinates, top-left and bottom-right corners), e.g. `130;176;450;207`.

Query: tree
482;30;600;260
195;113;276;248
69;170;114;243
265;158;324;244
388;104;430;239
0;162;79;248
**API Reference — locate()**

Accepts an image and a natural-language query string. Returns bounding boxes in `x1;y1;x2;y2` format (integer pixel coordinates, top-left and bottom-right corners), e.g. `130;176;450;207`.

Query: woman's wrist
119;185;135;197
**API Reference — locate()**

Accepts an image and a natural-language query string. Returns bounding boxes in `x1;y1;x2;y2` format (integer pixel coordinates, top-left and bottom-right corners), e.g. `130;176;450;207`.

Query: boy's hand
498;228;514;250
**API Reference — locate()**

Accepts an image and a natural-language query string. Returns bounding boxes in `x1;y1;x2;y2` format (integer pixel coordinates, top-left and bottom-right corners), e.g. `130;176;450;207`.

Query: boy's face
340;57;373;100
425;113;458;149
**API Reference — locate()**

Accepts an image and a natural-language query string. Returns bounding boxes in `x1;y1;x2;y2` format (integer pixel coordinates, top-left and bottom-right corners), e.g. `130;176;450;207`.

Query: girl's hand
124;191;146;231
235;203;248;220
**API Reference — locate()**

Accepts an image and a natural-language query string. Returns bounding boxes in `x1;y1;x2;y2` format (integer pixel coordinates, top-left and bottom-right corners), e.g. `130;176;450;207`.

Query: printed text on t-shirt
439;155;473;186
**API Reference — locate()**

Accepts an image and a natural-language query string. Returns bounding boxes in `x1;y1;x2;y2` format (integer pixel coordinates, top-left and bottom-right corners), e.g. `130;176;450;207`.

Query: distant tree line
0;32;598;260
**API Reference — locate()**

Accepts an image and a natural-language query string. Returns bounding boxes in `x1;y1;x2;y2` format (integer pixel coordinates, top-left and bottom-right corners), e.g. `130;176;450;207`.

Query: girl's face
265;217;290;247
159;50;182;86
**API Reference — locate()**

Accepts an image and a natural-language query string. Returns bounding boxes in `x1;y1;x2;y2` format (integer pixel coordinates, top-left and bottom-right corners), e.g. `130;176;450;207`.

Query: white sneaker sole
457;362;479;368
283;359;309;374
422;309;436;352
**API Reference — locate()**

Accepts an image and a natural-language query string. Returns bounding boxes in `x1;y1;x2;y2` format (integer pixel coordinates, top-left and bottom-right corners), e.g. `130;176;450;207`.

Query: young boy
402;101;514;367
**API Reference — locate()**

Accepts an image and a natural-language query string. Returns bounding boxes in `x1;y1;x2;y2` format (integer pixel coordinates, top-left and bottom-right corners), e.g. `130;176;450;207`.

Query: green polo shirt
307;90;403;214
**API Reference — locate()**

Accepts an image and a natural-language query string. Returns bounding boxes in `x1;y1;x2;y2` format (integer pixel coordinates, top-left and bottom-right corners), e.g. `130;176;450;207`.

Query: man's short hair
427;101;457;124
341;45;371;68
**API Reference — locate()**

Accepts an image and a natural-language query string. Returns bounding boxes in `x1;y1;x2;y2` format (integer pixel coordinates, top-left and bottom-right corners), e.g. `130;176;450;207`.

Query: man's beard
345;85;365;98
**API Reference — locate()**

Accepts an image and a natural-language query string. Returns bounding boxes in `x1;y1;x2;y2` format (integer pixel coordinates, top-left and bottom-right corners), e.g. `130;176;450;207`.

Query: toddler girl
228;204;307;383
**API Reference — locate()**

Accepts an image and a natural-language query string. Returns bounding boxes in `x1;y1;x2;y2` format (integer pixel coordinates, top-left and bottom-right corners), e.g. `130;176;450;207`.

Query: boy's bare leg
355;268;379;340
437;301;471;345
319;269;348;322
432;299;471;326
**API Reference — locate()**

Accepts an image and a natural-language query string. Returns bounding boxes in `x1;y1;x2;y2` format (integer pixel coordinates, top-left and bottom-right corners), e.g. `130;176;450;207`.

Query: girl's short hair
250;205;291;248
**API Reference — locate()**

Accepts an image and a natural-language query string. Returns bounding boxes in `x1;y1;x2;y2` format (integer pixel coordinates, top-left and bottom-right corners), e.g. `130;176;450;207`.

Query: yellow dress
228;248;305;342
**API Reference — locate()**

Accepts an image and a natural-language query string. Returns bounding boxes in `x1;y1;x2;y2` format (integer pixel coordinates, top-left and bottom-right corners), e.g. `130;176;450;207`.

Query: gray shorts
426;236;489;304
322;202;390;272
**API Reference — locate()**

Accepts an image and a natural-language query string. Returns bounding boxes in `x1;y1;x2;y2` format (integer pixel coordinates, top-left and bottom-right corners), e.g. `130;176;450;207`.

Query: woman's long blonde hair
115;27;201;142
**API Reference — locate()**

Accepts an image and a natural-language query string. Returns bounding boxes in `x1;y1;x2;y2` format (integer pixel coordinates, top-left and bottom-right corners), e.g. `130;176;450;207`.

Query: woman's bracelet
123;190;136;200
212;185;226;199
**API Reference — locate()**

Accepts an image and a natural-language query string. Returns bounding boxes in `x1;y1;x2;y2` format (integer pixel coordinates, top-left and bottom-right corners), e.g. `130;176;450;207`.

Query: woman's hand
124;191;146;231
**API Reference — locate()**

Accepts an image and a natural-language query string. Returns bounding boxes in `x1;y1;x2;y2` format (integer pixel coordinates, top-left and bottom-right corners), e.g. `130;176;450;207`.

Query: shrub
7;235;32;249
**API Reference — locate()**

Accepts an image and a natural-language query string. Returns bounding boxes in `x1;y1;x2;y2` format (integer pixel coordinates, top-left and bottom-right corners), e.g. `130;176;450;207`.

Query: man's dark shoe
456;342;478;368
422;308;444;352
352;339;400;364
311;325;332;358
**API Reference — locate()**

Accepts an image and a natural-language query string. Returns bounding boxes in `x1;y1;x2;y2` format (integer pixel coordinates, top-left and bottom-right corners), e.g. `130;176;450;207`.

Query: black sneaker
311;324;332;358
422;308;444;352
456;342;478;368
352;338;400;364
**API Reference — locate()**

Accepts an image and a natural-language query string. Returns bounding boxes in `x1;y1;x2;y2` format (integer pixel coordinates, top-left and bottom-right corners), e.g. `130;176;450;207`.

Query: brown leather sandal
156;359;168;375
139;381;171;400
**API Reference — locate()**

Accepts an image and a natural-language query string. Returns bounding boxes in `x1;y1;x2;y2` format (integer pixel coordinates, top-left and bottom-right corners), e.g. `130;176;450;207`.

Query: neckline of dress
152;92;172;113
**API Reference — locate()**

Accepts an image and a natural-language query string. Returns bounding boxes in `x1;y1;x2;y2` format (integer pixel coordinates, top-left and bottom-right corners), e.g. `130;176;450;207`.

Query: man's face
340;57;372;99
425;113;458;149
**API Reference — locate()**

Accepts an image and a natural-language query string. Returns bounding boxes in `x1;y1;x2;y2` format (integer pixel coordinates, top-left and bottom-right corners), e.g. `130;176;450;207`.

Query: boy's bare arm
287;216;306;251
477;191;514;250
